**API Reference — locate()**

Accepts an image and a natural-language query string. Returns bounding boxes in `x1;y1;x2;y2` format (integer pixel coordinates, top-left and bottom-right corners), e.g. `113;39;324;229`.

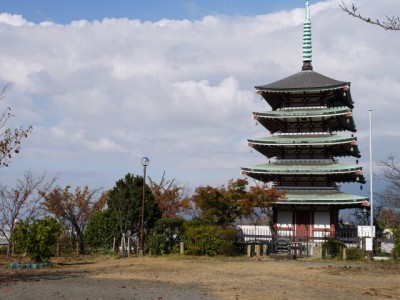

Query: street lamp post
368;109;374;259
369;109;373;238
139;156;150;256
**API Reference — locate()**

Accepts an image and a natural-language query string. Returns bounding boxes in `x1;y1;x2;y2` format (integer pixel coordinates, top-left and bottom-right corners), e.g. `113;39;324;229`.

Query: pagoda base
270;253;296;260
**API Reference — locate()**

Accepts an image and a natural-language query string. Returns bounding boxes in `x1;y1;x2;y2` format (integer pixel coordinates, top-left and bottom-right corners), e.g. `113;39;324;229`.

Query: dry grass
1;254;400;299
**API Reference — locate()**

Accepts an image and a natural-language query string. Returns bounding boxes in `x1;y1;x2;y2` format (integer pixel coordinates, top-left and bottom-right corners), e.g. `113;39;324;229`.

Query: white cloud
1;0;399;196
84;138;125;152
50;127;65;138
0;13;33;26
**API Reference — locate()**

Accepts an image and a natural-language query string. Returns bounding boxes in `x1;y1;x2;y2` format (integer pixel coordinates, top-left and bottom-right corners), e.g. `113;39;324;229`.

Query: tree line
3;157;399;262
1;171;284;261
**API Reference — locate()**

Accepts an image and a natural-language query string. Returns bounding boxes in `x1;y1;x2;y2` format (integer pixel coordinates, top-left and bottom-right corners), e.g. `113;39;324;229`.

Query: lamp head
141;156;150;167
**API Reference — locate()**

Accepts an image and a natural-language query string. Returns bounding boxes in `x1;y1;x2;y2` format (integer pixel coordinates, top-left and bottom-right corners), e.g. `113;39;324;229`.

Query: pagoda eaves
248;134;361;158
278;189;368;207
254;107;357;133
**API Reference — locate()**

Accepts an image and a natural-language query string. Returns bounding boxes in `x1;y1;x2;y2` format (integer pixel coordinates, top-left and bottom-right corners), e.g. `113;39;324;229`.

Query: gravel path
1;260;219;300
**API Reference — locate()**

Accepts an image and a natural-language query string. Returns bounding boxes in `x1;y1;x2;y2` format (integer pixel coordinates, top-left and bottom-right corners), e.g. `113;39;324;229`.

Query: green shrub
394;239;400;258
322;238;345;258
85;210;120;251
219;240;236;256
12;217;62;262
147;233;167;255
182;223;243;256
220;228;237;242
219;228;242;256
184;224;222;256
0;246;7;255
345;248;363;260
147;217;185;255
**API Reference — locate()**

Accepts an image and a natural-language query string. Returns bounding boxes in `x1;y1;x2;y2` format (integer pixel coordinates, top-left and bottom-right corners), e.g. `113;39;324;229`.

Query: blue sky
1;0;303;23
0;0;399;200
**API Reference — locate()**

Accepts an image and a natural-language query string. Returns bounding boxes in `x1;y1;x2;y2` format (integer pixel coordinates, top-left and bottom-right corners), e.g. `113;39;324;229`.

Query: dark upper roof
255;70;349;92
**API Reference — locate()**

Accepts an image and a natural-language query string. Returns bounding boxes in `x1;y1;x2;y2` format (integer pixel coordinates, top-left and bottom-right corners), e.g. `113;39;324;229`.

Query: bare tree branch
0;171;58;255
340;1;400;31
375;155;400;212
149;171;190;219
0;86;33;167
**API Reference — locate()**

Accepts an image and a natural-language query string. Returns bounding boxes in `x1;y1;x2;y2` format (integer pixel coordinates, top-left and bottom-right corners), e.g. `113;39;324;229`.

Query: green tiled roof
276;189;369;206
253;107;351;118
248;134;356;146
241;160;366;184
254;107;356;134
242;160;362;174
248;134;361;159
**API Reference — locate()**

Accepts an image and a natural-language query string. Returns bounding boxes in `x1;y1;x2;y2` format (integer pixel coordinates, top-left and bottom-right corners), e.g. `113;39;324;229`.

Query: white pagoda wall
276;210;294;238
275;209;333;241
313;211;331;240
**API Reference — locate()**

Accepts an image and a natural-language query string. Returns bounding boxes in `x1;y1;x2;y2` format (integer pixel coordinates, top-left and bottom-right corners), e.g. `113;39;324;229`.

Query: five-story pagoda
241;1;369;245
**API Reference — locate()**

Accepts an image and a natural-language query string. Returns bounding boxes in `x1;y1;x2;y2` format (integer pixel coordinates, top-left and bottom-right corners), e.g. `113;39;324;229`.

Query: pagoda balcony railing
248;137;356;145
239;226;361;256
239;226;360;244
278;132;333;136
254;107;352;118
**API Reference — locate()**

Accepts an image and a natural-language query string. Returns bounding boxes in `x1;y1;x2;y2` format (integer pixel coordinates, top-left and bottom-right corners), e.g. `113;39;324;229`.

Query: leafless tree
0;171;57;255
375;155;400;209
0;86;32;167
340;2;400;31
375;155;400;237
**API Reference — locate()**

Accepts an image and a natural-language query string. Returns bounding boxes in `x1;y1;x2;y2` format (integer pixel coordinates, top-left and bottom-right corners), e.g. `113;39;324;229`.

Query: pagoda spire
302;0;313;71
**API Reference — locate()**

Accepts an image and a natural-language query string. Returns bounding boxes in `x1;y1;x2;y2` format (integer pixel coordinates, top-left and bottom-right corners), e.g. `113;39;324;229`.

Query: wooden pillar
56;241;60;257
272;206;278;227
367;251;373;261
330;206;337;237
292;207;296;241
310;208;314;242
247;245;252;257
272;206;278;241
313;245;322;259
127;237;131;257
391;249;397;262
121;233;126;257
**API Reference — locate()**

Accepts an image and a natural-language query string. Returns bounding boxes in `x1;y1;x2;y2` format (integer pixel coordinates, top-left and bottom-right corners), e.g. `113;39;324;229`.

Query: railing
238;226;362;256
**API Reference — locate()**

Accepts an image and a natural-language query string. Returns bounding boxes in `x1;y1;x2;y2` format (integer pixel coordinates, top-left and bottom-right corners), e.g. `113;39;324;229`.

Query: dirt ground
1;255;400;300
